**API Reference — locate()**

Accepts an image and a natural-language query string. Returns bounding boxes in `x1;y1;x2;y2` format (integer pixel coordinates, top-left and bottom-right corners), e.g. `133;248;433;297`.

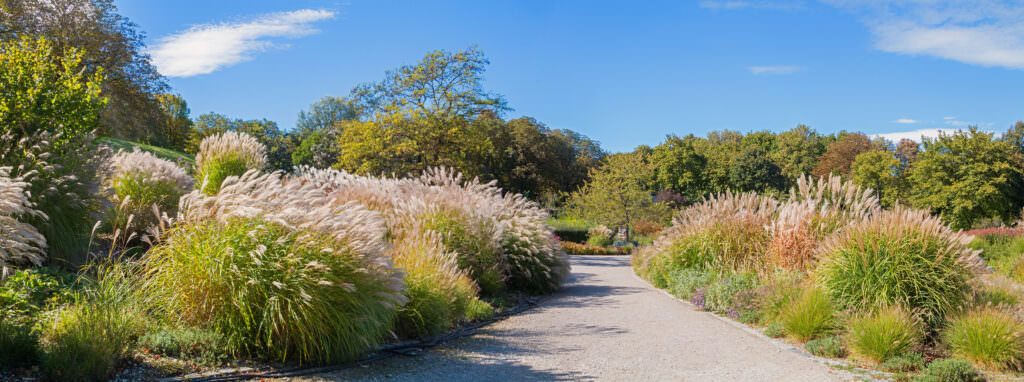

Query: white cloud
747;65;803;75
871;128;962;142
893;118;918;124
150;9;335;77
943;116;958;120
824;1;1024;70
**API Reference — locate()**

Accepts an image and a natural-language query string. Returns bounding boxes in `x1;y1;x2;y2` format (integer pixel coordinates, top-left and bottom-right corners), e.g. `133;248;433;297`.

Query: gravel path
297;255;855;381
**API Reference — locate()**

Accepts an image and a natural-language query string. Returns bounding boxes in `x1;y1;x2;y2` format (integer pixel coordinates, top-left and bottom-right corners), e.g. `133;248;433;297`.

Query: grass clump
391;232;493;338
143;217;403;364
845;307;924;364
195;131;267;194
763;322;785;338
917;358;984;382
667;268;717;299
779;286;835;342
805;336;846;358
703;273;758;315
815;207;980;327
943;307;1024;371
104;150;193;240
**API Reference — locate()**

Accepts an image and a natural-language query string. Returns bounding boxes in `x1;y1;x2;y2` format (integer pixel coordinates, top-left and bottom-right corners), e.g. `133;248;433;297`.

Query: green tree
773;124;826;180
908;128;1023;229
0;37;108;262
812;132;872;178
729;146;787;193
1;0;168;142
651;135;707;201
154;93;192;152
567;153;666;240
695;130;742;193
295;96;358;138
851;150;904;208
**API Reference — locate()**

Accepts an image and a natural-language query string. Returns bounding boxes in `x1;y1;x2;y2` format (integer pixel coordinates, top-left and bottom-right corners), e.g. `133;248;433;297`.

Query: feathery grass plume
767;175;881;271
103;150;193;245
390;229;492;338
0;167;47;277
815;206;985;327
943;306;1024;371
634;191;777;285
195;131;267;194
298;166;569;295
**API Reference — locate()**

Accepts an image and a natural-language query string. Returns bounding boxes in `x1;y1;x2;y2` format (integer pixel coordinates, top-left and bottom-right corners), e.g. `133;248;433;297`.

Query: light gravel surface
295;255;856;382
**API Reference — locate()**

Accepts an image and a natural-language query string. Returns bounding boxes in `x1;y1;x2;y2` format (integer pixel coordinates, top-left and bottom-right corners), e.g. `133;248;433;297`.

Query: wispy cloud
893;118;918;124
747;65;803;75
824;1;1024;70
150;9;335;77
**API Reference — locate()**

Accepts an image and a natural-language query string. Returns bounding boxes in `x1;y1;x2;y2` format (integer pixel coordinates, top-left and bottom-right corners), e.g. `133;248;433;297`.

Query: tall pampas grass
195;131;267;194
0;167;47;277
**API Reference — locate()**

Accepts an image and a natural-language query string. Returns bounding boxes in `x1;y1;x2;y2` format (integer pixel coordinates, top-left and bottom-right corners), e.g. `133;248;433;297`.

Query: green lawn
98;137;194;164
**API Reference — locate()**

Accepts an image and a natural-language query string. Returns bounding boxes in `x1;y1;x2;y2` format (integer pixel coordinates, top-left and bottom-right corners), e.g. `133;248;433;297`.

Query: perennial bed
634;175;1014;381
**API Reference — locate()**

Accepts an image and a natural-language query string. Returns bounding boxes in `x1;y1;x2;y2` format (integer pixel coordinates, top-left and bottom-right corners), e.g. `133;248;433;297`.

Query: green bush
816;208;975;326
779;286;835;342
881;352;926;373
143;218;401;364
917;359;983;382
667;268;717;300
943;307;1024;371
0;37;109;264
138;327;230;366
805;336;846;358
703;273;758;314
846;307;924;363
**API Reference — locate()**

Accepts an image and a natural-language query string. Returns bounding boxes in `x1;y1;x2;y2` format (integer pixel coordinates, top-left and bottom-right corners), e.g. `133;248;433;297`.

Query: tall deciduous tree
773;124;826;180
567;153;667;241
1;0;168;142
651;135;707;201
851;150;905;208
154;93;192;152
812;132;872;178
729;146;787;193
908;128;1023;229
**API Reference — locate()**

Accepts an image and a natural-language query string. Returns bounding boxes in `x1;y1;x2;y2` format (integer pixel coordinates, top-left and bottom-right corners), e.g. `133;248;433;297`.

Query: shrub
390;231;493;338
880;352;926;373
943;307;1024;371
0;167;47;276
587;225;614;247
143;217;403;364
972;276;1020;307
0;37;109;264
756;271;805;325
104;150;194;242
561;241;630;256
779;286;835;342
805;336;846;358
763;322;785;338
703;273;758;315
195;131;267;194
632;220;664;238
667;268;717;299
846;307;924;363
815;207;981;326
917;359;983;382
138;327;230;366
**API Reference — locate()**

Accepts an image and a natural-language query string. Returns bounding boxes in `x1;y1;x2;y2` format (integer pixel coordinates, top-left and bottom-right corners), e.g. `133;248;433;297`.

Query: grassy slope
98;137;194;164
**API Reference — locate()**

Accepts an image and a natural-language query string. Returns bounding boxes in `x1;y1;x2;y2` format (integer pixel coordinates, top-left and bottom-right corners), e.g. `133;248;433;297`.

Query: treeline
591;124;1024;230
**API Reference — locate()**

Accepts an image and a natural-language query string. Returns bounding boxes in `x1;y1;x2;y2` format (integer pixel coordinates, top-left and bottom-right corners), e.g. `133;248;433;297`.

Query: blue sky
117;0;1024;153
